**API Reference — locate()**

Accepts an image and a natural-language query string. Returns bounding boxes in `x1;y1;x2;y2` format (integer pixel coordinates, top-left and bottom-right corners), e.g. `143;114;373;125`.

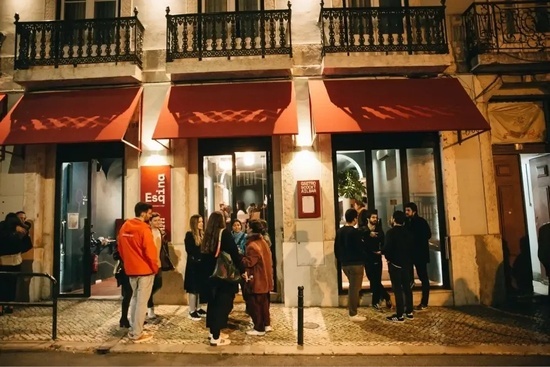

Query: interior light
243;152;255;167
219;159;232;171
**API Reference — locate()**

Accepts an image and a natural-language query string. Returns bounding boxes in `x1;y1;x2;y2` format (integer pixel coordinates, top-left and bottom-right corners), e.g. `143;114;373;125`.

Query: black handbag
210;230;241;283
160;242;175;271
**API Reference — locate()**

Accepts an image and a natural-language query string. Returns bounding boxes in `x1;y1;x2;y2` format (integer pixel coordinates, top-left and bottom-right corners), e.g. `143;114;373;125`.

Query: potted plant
337;169;367;208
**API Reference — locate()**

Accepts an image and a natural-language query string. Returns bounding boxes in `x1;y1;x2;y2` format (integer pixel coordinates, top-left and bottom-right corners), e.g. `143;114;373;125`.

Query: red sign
297;180;321;219
140;165;171;241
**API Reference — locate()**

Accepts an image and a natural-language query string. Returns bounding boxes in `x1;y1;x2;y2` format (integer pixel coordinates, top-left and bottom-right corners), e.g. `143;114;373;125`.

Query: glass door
58;161;91;296
199;138;276;290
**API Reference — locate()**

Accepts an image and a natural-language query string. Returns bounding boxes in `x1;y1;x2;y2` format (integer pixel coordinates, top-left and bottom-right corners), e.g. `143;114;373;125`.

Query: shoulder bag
210;229;241;283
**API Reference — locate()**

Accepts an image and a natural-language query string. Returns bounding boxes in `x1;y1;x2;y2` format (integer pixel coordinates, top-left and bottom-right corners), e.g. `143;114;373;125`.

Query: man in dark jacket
405;202;432;311
538;222;550;297
382;210;414;322
334;208;366;322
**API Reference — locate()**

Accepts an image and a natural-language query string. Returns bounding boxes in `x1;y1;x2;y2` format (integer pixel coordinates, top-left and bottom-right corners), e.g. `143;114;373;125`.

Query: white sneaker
146;308;156;319
246;329;266;336
264;326;273;332
210;337;231;346
349;314;366;322
208;332;229;339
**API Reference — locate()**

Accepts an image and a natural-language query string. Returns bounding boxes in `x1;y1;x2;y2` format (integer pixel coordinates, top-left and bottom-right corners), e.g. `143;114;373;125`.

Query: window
333;133;448;293
62;0;117;20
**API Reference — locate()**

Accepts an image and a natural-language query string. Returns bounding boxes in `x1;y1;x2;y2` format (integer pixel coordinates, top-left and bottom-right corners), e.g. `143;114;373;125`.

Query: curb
2;341;550;356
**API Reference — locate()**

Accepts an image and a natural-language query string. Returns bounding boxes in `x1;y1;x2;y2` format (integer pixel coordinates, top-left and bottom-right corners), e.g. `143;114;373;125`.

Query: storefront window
333;133;447;292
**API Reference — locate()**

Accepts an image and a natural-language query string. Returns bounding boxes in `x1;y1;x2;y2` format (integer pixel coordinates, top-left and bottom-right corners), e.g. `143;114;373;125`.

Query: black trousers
0;264;21;303
206;285;235;339
365;260;390;305
147;272;163;308
388;263;413;317
411;261;430;306
120;275;132;323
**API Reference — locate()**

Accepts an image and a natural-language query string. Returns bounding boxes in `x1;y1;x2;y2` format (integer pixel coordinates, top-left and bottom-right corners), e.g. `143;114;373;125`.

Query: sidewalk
1;298;549;356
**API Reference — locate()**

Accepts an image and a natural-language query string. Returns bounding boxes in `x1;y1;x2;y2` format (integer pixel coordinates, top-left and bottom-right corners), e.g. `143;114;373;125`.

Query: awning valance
308;78;490;134
153;81;298;139
0;87;143;149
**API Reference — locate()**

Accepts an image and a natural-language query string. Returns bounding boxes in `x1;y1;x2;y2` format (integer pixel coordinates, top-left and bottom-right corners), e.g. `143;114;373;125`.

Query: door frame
53;142;125;298
331;132;450;294
198;137;277;291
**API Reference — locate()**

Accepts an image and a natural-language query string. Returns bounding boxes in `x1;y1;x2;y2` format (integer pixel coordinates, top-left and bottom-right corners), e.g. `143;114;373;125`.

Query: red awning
153;81;298;139
308;78;490;134
0;87;143;148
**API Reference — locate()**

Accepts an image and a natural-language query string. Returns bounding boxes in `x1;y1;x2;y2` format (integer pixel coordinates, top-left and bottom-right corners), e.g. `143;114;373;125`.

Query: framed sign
297;180;321;219
140;165;172;240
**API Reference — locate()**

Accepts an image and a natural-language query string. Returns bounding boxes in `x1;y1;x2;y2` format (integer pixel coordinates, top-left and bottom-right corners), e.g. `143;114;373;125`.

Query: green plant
337;169;366;200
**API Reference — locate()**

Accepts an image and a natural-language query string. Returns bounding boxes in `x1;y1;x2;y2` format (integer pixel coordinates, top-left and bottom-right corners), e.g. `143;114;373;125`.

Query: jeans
389;263;413;317
412;261;430;306
342;264;364;317
128;274;155;338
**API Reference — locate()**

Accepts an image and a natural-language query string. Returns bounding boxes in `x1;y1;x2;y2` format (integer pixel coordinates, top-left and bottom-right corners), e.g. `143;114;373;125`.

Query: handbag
210;229;241;283
160;241;175;271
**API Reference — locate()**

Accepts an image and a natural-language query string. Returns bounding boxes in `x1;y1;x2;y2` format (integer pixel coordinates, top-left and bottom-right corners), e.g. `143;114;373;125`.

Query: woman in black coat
0;213;33;315
184;214;207;321
201;211;243;347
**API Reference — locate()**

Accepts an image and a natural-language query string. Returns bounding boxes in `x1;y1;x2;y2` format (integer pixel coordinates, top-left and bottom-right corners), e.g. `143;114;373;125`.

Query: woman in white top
146;212;164;319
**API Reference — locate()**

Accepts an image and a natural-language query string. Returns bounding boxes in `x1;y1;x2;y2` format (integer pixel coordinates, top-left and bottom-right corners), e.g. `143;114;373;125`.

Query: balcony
462;1;550;73
165;4;293;81
13;9;144;89
319;0;451;76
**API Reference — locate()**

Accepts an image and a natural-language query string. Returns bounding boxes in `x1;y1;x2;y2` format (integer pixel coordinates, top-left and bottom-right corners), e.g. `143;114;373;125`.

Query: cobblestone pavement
1;299;549;352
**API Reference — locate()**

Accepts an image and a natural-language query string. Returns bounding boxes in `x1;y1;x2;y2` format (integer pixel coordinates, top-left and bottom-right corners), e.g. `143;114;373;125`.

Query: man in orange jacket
118;202;158;342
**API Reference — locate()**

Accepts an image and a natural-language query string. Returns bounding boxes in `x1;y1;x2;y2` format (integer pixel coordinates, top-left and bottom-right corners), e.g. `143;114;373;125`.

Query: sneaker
264;326;273;332
246;329;266;336
414;304;428;311
386;314;405;322
146;307;156;319
197;308;207;317
129;332;153;343
210;337;231;346
208;332;229;339
349;314;366;322
188;311;201;321
372;303;382;311
405;312;414;319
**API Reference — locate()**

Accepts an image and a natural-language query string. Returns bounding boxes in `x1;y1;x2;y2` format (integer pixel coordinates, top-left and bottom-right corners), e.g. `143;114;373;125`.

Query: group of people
117;202;274;346
0;211;33;315
335;202;432;323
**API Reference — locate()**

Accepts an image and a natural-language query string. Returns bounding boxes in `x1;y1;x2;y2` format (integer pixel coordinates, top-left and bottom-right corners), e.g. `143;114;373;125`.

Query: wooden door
529;154;550;279
494;155;530;293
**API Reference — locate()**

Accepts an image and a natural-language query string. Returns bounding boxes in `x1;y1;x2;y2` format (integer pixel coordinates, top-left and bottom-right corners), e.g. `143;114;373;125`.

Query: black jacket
334;225;365;266
359;222;384;264
382;225;414;268
406;215;432;264
202;229;244;294
0;221;33;257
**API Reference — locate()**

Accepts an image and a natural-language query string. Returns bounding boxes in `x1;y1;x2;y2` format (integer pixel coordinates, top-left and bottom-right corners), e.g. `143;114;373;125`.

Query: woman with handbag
241;219;273;336
201;211;243;347
184;214;207;321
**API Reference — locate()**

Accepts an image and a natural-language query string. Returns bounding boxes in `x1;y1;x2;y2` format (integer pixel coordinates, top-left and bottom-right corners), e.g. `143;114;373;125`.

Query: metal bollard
297;286;304;346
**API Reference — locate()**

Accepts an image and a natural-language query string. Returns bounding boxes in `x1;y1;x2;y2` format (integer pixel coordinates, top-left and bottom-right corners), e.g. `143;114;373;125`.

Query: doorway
54;143;124;297
494;153;550;297
199;137;277;292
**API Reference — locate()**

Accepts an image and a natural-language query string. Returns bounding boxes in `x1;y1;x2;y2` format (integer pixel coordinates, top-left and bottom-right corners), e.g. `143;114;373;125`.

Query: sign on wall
140;165;172;241
297;180;321;219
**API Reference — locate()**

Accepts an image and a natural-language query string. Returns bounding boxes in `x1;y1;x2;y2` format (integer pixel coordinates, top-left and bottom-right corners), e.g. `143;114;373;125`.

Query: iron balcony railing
166;3;292;61
462;1;550;61
319;0;448;56
14;8;144;70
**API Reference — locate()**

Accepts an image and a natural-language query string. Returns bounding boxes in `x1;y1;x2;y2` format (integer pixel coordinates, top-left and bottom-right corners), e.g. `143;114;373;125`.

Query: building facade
0;0;548;307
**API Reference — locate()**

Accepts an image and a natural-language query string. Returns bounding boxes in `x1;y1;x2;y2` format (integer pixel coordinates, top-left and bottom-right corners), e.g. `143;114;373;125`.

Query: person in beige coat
241;219;273;336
